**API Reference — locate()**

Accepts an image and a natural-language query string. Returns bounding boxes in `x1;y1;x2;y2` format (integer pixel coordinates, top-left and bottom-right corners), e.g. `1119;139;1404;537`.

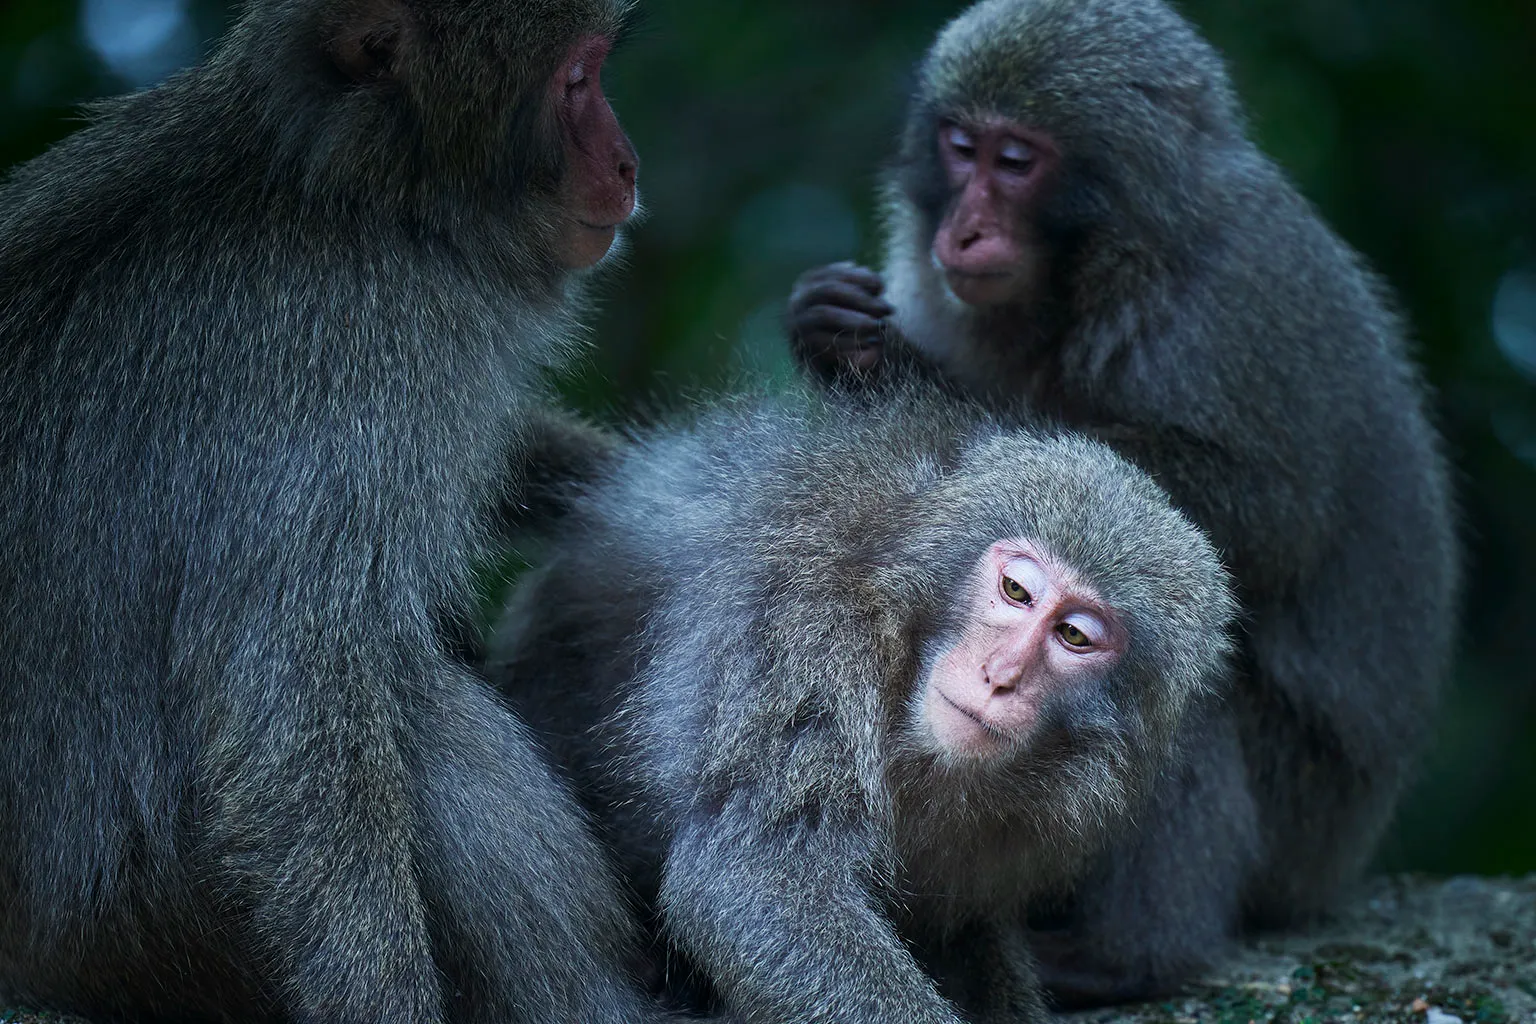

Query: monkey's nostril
985;664;1018;694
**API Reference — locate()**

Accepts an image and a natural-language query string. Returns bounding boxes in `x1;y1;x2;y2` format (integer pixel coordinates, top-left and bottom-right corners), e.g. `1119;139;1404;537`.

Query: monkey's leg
1238;590;1437;928
1029;705;1261;1007
403;661;667;1024
205;649;445;1024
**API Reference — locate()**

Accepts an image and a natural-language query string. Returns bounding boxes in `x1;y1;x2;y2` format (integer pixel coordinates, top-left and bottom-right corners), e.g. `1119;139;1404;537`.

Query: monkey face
552;35;639;268
930;117;1055;307
317;0;639;274
916;536;1122;761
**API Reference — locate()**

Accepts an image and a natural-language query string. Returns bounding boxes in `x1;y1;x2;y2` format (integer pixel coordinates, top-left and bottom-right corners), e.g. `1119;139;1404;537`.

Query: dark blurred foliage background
2;0;1532;875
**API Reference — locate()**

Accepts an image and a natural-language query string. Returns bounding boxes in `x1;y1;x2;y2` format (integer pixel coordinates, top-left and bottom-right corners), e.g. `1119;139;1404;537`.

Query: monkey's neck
903;293;1068;409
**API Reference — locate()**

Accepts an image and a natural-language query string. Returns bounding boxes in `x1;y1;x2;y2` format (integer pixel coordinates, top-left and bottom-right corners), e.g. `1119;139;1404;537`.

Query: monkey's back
0;59;556;1011
1188;154;1460;914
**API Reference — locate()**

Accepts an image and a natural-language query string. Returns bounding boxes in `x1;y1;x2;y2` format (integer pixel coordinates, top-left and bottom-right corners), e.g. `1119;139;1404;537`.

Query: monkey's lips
578;221;619;246
942;268;1022;307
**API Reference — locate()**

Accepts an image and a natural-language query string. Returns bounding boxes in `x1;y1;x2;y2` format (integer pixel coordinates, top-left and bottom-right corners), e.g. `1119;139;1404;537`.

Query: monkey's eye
1000;574;1032;604
1056;622;1093;648
566;61;589;92
943;124;977;161
997;138;1035;174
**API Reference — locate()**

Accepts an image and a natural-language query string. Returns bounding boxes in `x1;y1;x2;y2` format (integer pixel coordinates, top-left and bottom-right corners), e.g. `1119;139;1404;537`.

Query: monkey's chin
559;223;620;269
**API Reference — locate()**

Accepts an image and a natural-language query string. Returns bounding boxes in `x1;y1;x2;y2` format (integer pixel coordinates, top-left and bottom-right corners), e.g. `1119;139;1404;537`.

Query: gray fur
792;0;1460;1002
488;384;1235;1023
0;0;669;1021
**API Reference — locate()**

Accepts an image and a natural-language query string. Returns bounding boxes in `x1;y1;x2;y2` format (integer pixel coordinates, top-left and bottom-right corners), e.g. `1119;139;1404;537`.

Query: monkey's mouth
941;269;1020;307
931;689;1014;756
944;268;1012;282
578;185;638;232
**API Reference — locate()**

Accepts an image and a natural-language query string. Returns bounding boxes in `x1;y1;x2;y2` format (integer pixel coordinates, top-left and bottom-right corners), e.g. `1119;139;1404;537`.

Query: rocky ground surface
1069;875;1536;1024
2;875;1532;1023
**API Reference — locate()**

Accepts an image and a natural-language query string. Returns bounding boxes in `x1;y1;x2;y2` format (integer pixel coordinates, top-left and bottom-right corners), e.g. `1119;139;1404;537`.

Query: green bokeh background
2;0;1532;875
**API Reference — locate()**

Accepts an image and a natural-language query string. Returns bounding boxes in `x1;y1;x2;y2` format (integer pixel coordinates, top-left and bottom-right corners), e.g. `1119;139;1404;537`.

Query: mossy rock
1070;875;1536;1023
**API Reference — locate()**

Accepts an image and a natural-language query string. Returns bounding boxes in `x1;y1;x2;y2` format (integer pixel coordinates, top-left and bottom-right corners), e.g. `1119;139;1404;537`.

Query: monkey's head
890;0;1241;310
226;0;639;271
892;429;1233;805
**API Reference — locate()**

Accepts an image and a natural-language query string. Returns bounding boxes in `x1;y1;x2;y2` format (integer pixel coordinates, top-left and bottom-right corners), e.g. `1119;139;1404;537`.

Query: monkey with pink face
789;0;1459;1006
485;386;1235;1024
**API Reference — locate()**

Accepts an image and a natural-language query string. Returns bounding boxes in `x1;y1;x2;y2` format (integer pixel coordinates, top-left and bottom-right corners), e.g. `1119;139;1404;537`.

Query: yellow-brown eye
1001;575;1031;603
1057;622;1093;648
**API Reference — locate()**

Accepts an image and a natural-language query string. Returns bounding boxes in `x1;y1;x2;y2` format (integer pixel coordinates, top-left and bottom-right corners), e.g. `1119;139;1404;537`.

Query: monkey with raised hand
0;0;682;1021
787;0;1460;1004
487;386;1236;1024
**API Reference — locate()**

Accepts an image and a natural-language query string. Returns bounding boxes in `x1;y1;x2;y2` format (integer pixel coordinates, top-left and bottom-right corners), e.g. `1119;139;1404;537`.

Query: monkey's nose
615;136;638;187
984;662;1021;695
985;635;1043;695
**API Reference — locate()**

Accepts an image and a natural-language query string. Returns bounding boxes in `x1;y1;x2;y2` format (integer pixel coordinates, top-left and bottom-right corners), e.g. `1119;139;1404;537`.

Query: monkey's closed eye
944;124;977;160
1057;622;1093;648
1001;575;1031;603
997;138;1035;173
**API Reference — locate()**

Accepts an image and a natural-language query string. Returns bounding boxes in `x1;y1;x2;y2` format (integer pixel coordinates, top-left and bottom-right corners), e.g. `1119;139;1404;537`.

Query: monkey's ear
325;0;415;83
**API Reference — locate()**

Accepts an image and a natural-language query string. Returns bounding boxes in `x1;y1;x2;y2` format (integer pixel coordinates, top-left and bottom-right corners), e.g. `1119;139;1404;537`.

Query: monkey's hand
787;261;896;383
500;407;625;537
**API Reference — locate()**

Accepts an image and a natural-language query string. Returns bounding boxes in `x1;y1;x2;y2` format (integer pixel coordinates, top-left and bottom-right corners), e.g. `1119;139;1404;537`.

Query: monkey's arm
500;405;625;534
659;795;969;1024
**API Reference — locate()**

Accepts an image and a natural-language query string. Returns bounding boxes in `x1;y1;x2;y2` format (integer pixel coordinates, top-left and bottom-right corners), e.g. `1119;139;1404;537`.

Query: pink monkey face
919;538;1123;761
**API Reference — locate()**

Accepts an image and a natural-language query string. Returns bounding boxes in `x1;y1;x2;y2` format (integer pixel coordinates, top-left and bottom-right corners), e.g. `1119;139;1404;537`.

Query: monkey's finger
831;332;886;365
799;331;886;375
816;327;886;352
842;344;884;372
822;262;887;294
794;305;888;341
802;329;888;375
793;262;887;300
794;280;895;320
799;334;886;369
